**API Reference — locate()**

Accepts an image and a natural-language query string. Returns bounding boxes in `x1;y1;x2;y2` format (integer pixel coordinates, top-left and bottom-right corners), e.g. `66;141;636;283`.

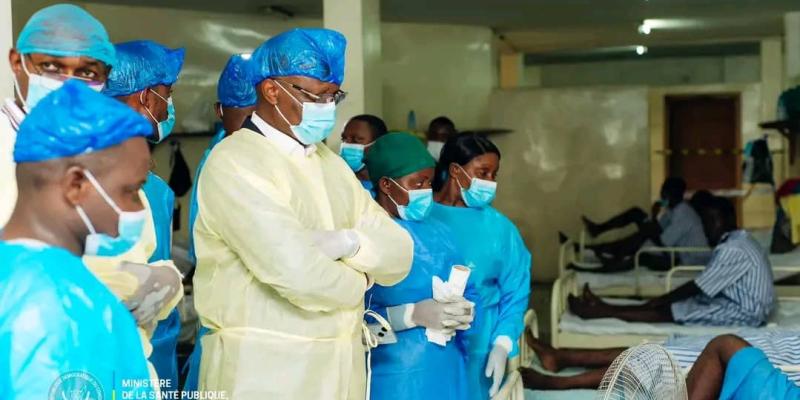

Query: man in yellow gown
193;28;413;399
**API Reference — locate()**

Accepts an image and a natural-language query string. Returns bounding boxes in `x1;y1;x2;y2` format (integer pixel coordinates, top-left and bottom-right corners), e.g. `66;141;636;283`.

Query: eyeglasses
275;79;347;105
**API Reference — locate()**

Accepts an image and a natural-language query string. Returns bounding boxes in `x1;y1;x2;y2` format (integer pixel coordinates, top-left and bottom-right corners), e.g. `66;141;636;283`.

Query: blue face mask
659;198;669;207
76;169;147;257
144;90;176;143
456;165;497;208
17;55;104;112
340;142;373;171
274;80;336;145
388;178;434;221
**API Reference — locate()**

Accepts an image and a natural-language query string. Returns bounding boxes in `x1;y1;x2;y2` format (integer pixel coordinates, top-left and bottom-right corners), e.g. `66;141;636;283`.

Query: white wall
10;1;495;241
526;55;760;88
490;87;651;282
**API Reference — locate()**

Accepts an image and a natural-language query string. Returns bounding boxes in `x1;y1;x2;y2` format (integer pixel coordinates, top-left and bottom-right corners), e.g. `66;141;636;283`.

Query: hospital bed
550;270;800;349
560;229;800;298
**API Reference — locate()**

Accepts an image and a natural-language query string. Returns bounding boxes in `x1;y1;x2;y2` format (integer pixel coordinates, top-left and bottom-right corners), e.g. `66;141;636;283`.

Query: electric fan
595;343;687;400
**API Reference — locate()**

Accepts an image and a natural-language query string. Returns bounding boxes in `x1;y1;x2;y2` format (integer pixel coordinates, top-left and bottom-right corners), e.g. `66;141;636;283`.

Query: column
499;52;523;89
324;0;381;150
786;12;800;84
0;0;12;98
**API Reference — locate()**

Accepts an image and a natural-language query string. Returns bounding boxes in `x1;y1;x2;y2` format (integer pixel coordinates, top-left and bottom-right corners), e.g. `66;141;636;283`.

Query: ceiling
83;0;800;53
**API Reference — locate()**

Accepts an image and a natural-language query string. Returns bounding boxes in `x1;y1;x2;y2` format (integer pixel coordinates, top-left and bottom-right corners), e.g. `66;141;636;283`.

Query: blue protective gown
0;241;154;399
360;179;376;198
182;129;226;394
428;203;531;400
142;171;180;392
366;218;470;400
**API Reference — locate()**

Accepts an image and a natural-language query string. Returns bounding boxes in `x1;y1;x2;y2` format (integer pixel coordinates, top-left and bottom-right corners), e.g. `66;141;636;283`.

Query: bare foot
581;284;605;306
582;215;602;237
569;294;607;319
525;329;560;372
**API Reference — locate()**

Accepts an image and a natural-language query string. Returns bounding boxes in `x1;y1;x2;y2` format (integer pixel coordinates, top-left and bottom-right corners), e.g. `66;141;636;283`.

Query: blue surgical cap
16;4;116;67
250;28;346;86
218;53;257;108
14;80;152;163
103;40;185;97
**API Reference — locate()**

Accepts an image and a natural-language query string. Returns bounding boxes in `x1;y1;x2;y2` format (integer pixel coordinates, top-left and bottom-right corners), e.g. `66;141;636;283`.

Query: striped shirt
671;230;776;326
659;201;711;265
665;329;800;384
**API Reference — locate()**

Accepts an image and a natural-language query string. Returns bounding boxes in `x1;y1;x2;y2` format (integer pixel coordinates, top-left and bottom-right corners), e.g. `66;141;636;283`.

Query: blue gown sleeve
491;221;531;356
142;172;175;262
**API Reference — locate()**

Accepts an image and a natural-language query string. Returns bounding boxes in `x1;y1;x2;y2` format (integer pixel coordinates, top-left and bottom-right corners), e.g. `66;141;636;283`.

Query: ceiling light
635;46;648;55
638;22;651;35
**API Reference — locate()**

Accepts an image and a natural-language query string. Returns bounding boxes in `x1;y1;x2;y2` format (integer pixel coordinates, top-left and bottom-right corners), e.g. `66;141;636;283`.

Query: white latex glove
411;298;473;330
120;261;182;326
310;229;360;260
432;276;474;330
485;336;512;397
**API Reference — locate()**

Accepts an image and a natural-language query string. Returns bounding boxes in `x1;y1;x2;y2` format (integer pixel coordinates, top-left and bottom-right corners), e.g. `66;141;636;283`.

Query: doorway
665;94;741;217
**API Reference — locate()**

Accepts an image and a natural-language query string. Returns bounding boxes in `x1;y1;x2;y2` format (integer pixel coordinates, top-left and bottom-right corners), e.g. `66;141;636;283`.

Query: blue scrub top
0;241;154;399
142;172;180;392
428;203;531;400
366;218;471;400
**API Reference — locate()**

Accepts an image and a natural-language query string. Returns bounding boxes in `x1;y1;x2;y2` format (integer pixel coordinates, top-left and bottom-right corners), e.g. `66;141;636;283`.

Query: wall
525;55;760;88
10;1;495;243
490;87;651;282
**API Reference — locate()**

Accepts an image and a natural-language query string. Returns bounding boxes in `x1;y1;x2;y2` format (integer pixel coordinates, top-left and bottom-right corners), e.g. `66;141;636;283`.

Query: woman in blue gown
429;133;532;399
364;132;475;400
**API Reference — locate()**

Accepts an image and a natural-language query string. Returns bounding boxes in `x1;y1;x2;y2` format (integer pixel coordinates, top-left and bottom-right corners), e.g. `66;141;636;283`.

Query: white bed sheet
560;298;800;337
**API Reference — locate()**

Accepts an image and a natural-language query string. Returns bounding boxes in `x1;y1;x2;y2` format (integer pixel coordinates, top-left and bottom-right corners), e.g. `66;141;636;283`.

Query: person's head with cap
364;132;436;221
10;4;116;112
215;53;257;136
103;40;185;143
4;80;153;257
250;28;347;146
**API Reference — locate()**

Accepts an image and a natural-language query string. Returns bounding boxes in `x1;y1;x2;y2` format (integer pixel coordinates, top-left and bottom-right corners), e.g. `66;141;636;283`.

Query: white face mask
427;141;444;160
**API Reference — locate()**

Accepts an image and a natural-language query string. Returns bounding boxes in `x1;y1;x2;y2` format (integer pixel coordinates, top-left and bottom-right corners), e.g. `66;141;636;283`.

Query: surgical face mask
456;164;497;208
16;55;104;112
274;80;336;145
143;89;176;143
387;178;434;221
75;169;147;257
427;141;444;160
340;142;373;172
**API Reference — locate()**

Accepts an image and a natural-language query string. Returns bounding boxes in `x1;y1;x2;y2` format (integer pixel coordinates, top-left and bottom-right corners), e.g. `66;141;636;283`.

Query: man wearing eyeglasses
1;4;117;228
192;28;413;399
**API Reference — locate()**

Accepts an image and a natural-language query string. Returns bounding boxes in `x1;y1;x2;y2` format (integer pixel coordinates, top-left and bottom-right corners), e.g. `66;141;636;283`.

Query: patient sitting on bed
570;196;776;327
567;178;711;273
522;330;800;399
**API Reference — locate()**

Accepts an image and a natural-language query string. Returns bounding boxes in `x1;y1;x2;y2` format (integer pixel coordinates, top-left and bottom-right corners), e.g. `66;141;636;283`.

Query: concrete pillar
323;0;381;149
499;52;523;89
787;12;800;85
761;38;787;182
0;0;12;98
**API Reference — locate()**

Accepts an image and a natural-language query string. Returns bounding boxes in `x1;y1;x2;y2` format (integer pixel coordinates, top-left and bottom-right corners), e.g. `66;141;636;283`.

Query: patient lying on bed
521;330;800;399
570;196;776;327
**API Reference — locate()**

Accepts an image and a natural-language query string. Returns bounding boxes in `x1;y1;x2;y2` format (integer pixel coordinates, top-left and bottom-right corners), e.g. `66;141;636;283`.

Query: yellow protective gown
83;190;183;382
193;126;413;400
0;108;17;228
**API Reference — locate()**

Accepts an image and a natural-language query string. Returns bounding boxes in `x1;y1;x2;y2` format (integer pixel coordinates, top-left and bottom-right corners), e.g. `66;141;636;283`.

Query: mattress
560;298;800;337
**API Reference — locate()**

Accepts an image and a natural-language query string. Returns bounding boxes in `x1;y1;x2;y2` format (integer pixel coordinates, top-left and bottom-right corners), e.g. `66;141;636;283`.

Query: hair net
103;40;185;97
16;4;116;67
250;28;346;86
218;53;257;108
14;80;152;163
